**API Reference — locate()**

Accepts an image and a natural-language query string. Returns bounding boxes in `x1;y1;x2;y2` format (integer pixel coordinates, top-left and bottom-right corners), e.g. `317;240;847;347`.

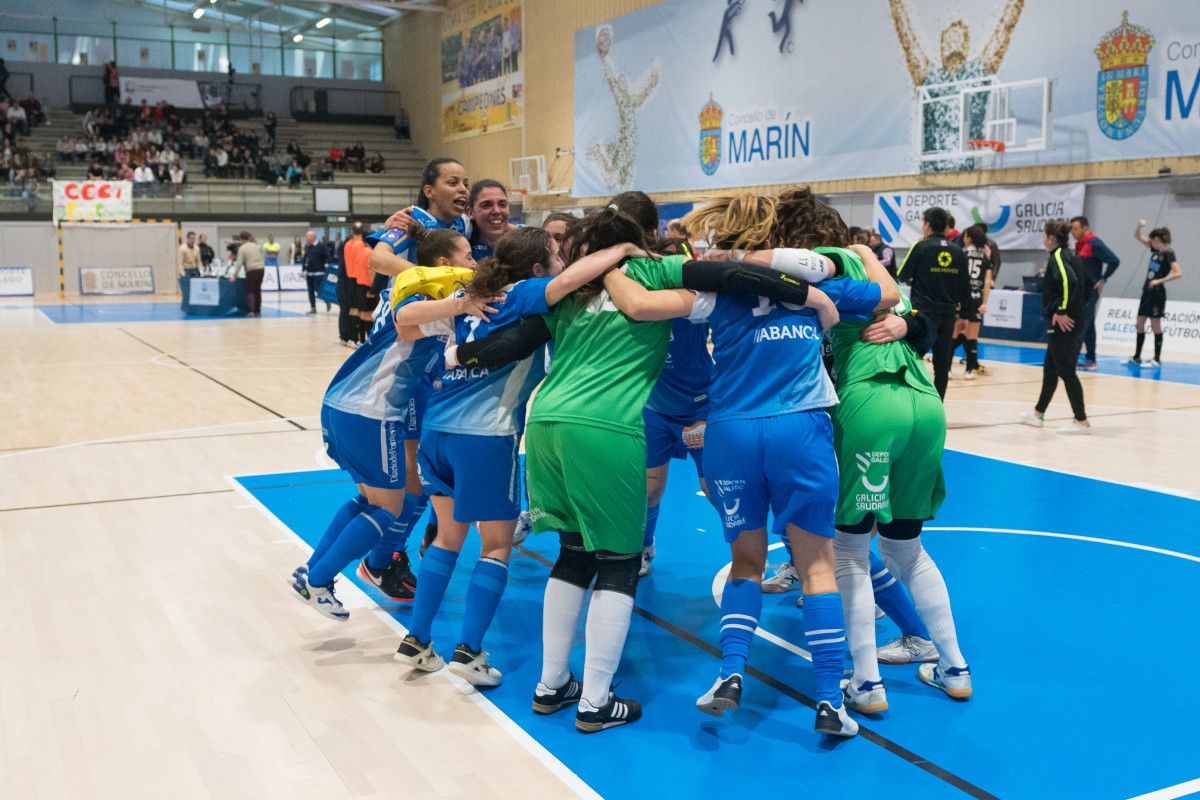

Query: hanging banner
574;1;1197;196
0;266;34;296
1097;298;1200;354
874;184;1086;250
441;0;523;141
79;266;155;295
52;181;133;223
119;76;204;108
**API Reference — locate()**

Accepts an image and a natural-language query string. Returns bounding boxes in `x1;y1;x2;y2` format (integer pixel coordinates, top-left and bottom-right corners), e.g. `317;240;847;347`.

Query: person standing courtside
1069;216;1120;371
234;231;265;317
177;231;201;279
896;207;970;399
197;233;215;275
302;230;330;314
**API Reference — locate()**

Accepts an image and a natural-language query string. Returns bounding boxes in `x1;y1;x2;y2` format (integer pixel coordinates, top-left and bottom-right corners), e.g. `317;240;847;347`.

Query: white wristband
444;344;460;369
770;248;833;283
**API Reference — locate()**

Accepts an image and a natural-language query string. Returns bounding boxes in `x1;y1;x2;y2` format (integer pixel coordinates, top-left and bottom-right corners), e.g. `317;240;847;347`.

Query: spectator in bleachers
0;59;11;104
115;162;134;182
263;112;277;152
133;161;155;196
255;154;279;186
329;144;344;171
19;96;44;128
169;162;186;197
345;142;365;172
103;62;119;106
86;161;104;179
285;158;306;187
394;108;410;139
366;151;385;174
5;101;26;136
314;159;335;182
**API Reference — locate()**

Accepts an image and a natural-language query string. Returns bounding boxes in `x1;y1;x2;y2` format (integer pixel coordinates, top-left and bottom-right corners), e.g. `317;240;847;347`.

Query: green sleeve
624;254;686;291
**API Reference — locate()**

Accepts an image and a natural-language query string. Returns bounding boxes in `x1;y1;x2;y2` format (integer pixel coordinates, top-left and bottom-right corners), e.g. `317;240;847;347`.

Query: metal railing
289;86;400;125
68;74;264;116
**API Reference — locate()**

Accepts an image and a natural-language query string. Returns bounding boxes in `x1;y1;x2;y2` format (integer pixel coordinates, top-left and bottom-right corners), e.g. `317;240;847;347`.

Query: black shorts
958;303;983;324
1138;287;1166;319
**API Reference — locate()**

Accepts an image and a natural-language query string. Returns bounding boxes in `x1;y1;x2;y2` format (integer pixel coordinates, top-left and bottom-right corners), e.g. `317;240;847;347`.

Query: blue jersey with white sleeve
688;279;881;422
422;277;552;437
322;291;444;422
365;206;468;261
646;319;713;419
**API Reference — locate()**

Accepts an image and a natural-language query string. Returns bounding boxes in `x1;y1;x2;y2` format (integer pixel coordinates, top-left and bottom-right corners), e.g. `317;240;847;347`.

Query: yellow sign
440;0;523;142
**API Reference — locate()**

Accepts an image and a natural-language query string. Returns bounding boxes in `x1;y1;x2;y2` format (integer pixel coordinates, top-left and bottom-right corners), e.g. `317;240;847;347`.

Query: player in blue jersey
288;226;484;620
391;227;645;686
604;193;900;738
466;179;512;261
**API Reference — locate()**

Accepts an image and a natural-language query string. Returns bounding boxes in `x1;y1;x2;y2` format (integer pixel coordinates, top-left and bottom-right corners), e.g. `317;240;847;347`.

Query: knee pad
549;534;597;590
877;517;924;541
593;551;641;598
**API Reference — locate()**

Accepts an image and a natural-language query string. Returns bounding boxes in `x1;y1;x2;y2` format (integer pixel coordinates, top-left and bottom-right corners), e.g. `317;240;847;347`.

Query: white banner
984;289;1025;329
875;184;1086;250
188;277;221;306
79;266;154;295
0;266;34;296
53;181;133;223
119;76;203;109
278;264;308;291
1097;297;1200;354
260;266;280;292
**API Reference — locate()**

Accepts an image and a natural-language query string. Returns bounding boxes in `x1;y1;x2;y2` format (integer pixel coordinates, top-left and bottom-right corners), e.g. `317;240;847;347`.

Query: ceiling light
315;17;332;28
292;33;303;43
193;8;205;18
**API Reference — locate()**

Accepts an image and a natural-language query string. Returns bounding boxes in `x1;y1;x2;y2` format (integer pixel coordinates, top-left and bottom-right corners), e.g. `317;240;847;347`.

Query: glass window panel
117;38;172;70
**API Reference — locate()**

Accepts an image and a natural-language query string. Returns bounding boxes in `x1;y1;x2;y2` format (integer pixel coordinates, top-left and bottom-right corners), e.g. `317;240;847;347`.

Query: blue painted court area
977;341;1200;386
38;302;303;324
238;452;1200;800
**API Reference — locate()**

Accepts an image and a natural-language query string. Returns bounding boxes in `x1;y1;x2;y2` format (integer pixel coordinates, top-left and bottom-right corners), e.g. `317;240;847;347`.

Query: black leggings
305;274;324;309
926;311;956;400
1036;328;1087;421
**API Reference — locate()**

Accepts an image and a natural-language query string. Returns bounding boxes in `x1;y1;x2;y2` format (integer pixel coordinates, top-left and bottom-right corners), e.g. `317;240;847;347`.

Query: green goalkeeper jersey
528;255;687;436
818;247;938;398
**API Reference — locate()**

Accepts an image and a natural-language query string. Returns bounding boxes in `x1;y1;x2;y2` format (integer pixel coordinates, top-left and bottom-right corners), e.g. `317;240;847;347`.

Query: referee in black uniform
896;207;970;399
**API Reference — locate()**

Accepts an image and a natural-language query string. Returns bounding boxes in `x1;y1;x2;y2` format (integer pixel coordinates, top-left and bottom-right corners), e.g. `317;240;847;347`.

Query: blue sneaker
289;574;349;621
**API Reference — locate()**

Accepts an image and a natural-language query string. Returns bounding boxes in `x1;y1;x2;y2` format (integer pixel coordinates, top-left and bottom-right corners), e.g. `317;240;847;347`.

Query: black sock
965;339;979;370
1154;334;1163;360
1134;333;1145;359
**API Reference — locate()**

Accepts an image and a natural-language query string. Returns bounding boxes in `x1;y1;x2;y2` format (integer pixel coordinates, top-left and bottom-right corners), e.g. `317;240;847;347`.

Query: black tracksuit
1036;247;1087;421
897;234;971;399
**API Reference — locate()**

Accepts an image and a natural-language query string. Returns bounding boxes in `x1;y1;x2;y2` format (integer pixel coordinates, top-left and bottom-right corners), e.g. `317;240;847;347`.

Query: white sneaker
877;634;939;664
1122;356;1142;366
963;370;976;381
513;511;532;546
1018;410;1044;428
448;644;503;687
394;634;445;672
639;543;656;577
289;574;349;621
841;676;888;713
762;562;802;593
1145;359;1162;369
1057;420;1091;435
918;662;972;699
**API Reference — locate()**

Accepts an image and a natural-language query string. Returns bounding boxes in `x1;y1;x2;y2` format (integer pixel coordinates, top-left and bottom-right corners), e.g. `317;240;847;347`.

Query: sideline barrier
0;266;35;297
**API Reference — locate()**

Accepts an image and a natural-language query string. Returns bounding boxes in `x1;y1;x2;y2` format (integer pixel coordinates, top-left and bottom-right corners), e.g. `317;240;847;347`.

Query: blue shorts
704;411;837;542
320;405;405;489
404;381;433;441
643;406;704;476
417;429;521;522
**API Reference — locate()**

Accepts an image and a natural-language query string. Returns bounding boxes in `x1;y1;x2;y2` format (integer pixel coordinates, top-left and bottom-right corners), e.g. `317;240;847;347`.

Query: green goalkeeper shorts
832;376;947;527
524;420;646;555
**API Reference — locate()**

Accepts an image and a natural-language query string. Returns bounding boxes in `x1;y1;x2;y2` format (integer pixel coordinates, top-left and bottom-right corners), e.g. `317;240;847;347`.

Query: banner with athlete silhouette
441;0;523;141
573;0;1199;196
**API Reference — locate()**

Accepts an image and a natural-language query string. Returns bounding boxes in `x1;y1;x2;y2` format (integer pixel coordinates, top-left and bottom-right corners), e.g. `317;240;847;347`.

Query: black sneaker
447;643;502;687
695;674;742;717
394;634;444;671
420;521;438;557
576;692;642;733
357;554;415;602
532;674;582;714
814;700;859;738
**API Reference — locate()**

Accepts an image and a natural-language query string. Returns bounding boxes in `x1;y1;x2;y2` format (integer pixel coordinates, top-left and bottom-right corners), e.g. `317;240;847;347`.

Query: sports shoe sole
695;695;739;717
877;651;940;665
288;582;349;621
532;694;579;715
918;668;972;699
576;717;636;733
394;648;444;672
843;695;889;714
448;660;502;687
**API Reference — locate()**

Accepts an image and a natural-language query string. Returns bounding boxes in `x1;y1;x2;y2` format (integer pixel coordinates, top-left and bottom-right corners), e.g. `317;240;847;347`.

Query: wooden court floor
2;294;1197;799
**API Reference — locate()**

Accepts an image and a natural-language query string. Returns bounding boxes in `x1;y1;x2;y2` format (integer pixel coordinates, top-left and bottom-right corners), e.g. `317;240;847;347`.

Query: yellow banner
440;0;523;141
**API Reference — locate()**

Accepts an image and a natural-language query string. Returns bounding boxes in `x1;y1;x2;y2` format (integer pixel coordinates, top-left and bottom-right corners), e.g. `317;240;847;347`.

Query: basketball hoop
967;139;1006;153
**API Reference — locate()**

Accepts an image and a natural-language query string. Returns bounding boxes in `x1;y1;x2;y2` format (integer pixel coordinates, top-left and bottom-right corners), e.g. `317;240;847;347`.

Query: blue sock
460;557;510;652
869;551;931;639
409;545;459;644
366;492;428;570
719;578;762;679
307;504;394;587
802;593;847;706
307;494;367;568
644;504;660;548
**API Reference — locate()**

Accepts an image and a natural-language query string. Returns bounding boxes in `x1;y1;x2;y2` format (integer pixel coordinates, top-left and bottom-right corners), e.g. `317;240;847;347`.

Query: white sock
879;536;967;669
540;578;587;689
834;530;881;683
581;589;634;709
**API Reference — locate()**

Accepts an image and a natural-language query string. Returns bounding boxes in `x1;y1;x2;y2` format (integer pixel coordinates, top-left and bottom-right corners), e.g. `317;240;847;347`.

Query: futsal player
1125;221;1182;368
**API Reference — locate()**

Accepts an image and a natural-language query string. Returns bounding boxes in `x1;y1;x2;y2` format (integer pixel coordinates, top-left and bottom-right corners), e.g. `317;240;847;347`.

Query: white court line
710;528;1200;665
0;416;320;460
314;446;336;469
1125;778;1200;800
224;474;602;800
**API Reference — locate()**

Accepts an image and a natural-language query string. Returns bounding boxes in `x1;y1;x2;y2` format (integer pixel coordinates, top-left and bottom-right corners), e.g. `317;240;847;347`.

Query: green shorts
524;420;646;555
831;377;946;527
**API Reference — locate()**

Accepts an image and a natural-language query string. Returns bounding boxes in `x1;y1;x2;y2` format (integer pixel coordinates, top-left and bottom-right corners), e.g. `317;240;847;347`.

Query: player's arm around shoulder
603;268;696;321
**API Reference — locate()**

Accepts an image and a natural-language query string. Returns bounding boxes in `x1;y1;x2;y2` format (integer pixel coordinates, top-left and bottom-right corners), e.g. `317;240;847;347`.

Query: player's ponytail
683;193;779;251
465;227;553;298
1043;219;1070;249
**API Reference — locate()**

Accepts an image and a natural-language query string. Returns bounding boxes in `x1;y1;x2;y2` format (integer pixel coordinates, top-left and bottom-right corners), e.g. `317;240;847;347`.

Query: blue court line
977;341;1200;386
37;302;303;324
238;451;1200;800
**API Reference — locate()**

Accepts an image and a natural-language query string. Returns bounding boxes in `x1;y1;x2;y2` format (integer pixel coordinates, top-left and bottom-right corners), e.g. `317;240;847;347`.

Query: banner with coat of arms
573;0;1200;197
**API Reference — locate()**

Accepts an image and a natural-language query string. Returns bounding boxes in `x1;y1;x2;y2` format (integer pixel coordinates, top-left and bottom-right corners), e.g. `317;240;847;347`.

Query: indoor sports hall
2;2;1198;799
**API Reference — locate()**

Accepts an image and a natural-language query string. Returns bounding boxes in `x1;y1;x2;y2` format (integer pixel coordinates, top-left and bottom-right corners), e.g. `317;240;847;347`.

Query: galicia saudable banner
573;0;1199;197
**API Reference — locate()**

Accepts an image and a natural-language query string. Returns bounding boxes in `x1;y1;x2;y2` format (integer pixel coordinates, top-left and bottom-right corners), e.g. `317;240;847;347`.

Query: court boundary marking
223;474;604;800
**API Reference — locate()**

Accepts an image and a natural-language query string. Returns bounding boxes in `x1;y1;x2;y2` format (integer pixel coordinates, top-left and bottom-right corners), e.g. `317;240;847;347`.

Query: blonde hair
682;193;779;251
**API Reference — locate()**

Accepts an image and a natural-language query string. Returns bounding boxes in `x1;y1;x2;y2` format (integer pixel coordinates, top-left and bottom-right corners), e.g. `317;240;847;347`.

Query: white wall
0;222;60;294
